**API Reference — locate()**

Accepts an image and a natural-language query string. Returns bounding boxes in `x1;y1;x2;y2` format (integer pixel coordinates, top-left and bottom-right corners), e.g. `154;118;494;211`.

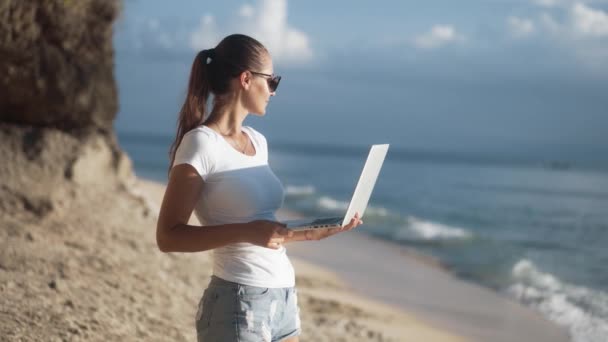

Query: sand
285;227;571;342
0;176;571;341
139;179;568;341
0;177;465;341
137;179;466;342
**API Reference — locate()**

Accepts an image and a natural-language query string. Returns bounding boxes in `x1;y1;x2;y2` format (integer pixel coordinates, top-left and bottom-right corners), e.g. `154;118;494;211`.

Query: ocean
116;130;608;342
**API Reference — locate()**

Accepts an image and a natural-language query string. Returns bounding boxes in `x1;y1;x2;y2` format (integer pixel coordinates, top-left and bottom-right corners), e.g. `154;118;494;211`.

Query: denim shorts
196;276;301;342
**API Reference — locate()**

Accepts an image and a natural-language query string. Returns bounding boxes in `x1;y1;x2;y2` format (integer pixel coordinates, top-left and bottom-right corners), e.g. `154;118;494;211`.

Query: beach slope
1;177;465;341
285;221;571;342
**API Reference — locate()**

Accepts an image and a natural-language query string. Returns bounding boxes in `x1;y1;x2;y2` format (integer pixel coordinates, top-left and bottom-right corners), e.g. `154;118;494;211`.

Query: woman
156;34;362;342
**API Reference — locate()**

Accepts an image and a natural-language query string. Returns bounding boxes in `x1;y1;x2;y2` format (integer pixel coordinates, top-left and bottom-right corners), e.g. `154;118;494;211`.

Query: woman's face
243;54;275;116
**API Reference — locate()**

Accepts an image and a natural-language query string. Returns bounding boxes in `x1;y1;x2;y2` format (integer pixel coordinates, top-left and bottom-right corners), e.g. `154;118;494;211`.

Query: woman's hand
246;220;294;250
291;212;363;242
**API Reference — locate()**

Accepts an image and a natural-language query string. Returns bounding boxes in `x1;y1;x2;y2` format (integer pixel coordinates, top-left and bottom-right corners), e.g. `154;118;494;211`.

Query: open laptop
281;144;389;231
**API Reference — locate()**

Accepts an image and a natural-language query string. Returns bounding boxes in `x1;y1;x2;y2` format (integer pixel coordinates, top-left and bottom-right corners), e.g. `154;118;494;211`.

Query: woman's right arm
156;164;290;253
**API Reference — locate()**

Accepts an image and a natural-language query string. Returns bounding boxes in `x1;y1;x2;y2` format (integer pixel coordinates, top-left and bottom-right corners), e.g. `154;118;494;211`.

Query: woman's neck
207;102;248;137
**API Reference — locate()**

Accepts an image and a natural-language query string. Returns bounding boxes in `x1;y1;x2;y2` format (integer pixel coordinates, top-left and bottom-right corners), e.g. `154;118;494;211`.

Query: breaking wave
508;259;608;342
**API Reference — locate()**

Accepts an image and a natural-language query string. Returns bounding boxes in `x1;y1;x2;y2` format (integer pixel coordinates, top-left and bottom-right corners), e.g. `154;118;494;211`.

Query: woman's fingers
344;215;358;229
267;240;283;249
341;213;363;231
268;225;291;249
268;242;281;249
303;213;365;242
269;236;285;244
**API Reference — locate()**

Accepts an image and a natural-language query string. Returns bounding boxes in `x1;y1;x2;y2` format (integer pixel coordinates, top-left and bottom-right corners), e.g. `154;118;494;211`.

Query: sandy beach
1;174;464;341
137;178;570;341
0;171;572;341
285;224;571;342
137;179;467;342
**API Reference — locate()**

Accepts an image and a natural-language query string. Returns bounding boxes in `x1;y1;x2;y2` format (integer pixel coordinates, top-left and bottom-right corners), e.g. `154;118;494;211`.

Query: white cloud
413;25;463;49
539;12;562;33
534;0;561;7
523;4;608;70
189;0;313;65
532;3;608;37
239;4;255;18
189;15;221;50
507;16;536;37
571;2;608;36
118;16;182;52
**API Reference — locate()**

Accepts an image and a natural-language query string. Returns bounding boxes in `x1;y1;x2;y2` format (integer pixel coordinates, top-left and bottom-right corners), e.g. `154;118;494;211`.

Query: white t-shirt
172;125;294;288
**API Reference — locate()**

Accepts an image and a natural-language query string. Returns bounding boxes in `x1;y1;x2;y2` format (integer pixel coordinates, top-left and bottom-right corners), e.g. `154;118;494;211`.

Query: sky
113;0;608;163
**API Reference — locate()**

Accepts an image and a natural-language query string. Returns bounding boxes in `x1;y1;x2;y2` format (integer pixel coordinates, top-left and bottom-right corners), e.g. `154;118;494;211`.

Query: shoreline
282;218;571;342
137;177;569;341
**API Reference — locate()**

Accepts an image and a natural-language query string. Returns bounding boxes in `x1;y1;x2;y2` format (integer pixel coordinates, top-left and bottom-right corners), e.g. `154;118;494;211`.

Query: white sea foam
284;185;316;196
316;196;389;217
317;196;349;211
508;259;608;342
395;216;473;241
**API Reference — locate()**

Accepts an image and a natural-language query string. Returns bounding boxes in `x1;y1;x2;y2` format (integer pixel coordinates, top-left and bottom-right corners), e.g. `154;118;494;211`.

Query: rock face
0;0;120;130
0;0;132;220
0;124;135;219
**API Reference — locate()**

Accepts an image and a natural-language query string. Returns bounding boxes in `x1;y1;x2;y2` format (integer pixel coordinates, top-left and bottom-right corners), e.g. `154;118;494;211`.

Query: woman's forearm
157;223;249;253
284;231;313;243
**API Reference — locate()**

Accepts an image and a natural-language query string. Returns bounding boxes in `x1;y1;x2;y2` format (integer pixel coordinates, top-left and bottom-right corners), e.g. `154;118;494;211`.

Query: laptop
281;144;389;231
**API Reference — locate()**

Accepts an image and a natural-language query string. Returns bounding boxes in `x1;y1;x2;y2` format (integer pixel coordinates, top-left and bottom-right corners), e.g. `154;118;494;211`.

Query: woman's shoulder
177;126;222;158
173;125;219;171
183;125;221;143
243;125;267;144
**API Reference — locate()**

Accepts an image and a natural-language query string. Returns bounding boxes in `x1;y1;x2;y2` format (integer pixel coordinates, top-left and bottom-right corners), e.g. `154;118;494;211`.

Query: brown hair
168;34;268;176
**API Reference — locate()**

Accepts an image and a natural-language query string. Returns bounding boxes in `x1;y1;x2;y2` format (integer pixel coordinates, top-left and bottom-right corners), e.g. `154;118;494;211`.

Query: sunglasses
250;71;282;92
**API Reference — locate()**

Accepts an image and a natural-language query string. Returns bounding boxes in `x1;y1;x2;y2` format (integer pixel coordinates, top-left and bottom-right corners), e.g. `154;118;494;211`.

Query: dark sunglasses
250;71;282;92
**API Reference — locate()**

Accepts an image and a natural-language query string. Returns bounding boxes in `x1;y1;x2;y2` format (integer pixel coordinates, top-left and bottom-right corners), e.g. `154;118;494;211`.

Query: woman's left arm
284;213;363;243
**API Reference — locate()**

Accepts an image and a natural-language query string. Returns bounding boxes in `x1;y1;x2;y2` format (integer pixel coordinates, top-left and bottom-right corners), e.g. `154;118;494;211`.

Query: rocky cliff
0;2;193;340
0;0;118;130
0;0;133;221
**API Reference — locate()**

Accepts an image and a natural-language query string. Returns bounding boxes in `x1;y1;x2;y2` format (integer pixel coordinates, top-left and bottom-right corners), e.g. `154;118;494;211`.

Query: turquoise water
117;131;608;342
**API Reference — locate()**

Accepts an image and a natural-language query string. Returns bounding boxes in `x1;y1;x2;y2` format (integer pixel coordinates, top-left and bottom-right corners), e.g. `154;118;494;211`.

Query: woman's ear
239;71;251;90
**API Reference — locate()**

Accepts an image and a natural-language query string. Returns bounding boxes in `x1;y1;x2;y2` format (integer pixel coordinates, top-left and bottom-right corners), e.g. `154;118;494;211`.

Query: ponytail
168;49;214;176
